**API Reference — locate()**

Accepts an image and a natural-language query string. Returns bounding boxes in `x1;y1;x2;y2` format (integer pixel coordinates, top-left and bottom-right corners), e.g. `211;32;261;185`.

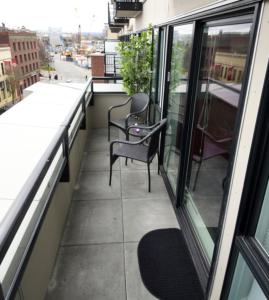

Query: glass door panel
150;28;165;124
184;22;252;262
163;23;194;195
149;28;159;124
228;254;267;300
255;179;269;254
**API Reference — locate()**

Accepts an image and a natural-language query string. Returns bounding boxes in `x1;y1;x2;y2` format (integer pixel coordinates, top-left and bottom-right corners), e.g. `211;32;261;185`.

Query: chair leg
157;152;160;175
125;131;129;165
109;161;112;185
147;162;151;193
108;125;110;142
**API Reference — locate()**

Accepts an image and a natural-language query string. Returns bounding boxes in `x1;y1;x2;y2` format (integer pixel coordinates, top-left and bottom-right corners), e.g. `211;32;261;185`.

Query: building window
29;64;32;71
32;63;35;70
36;62;39;68
27;78;30;86
27;41;29;50
35;52;37;59
30;41;33;49
25;65;28;73
22;42;25;50
18;42;21;51
15;56;18;64
28;53;31;60
13;42;16;51
32;53;34;59
34;41;36;49
20;55;23;63
24;79;26;88
24;54;27;62
21;66;24;74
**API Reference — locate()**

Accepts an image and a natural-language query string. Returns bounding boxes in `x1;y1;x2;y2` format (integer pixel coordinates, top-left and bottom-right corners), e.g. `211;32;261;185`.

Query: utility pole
77;24;81;53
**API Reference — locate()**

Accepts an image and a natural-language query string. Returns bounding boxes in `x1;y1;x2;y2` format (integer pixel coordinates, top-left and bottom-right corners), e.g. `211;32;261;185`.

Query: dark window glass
184;22;252;262
163;24;194;194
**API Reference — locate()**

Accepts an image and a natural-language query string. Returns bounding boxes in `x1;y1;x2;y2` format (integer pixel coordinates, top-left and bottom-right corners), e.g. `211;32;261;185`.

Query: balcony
108;3;125;33
0;78;178;300
114;1;143;18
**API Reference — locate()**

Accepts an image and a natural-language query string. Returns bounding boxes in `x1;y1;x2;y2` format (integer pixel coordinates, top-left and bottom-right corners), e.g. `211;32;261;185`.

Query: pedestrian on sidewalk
49;74;51;80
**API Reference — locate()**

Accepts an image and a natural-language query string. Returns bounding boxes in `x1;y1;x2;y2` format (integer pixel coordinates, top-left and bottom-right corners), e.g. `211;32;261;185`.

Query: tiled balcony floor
46;128;179;300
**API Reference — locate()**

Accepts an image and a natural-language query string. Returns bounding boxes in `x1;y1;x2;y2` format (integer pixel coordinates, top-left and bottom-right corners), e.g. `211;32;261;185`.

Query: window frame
222;60;269;299
157;2;262;296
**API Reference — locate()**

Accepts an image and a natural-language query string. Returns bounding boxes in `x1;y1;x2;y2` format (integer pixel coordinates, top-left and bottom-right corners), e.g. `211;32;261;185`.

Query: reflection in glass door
163;24;194;195
150;28;165;124
184;21;252;262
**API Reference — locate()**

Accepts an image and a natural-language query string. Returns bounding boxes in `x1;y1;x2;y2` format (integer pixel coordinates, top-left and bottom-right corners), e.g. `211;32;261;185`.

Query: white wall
130;0;219;31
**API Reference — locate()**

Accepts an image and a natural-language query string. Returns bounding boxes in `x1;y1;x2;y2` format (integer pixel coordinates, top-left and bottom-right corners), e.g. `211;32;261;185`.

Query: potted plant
117;27;153;96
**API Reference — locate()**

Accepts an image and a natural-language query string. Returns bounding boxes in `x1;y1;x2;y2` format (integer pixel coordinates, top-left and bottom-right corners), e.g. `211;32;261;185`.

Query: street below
41;53;91;83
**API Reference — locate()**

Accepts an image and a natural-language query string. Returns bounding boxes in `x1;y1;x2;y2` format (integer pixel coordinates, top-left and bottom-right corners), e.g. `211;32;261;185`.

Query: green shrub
118;27;152;95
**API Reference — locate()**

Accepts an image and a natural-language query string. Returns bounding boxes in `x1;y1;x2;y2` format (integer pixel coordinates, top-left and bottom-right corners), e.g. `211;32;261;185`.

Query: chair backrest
147;119;167;160
130;93;150;115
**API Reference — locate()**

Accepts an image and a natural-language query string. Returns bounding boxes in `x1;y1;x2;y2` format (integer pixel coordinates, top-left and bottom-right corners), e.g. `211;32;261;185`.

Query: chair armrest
110;138;144;155
127;123;157;134
197;125;232;144
108;97;132;122
204;131;232;143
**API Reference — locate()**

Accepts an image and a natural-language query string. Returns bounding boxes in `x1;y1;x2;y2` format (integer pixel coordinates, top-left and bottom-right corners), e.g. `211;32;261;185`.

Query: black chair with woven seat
109;119;167;192
107;92;150;141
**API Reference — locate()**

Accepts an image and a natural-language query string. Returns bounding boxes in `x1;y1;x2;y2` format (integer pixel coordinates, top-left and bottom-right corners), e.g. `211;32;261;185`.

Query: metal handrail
0;78;94;299
0;76;123;299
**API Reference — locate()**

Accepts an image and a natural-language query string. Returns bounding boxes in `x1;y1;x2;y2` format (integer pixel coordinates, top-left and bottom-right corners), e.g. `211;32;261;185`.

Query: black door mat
138;228;204;300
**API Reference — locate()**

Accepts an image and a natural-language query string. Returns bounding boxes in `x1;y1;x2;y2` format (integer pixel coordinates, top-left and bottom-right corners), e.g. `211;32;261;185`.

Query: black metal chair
107;92;150;141
109;119;167;192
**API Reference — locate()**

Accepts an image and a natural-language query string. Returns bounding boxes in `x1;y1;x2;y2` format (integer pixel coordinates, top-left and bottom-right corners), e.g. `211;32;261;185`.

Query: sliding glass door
184;20;253;262
163;24;194;195
150;27;166;124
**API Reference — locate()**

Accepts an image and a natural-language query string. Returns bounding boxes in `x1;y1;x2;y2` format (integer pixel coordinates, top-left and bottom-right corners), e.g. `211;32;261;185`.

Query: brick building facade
0;29;40;98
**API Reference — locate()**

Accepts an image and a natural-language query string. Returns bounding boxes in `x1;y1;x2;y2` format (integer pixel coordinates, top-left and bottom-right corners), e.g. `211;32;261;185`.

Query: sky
0;0;108;33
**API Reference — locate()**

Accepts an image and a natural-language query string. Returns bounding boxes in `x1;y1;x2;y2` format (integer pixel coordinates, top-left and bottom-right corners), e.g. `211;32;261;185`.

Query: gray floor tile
74;171;121;200
195;195;222;227
90;128;118;138
121;170;168;199
62;200;123;245
123;198;179;242
85;135;111;153
125;242;157;300
46;244;126;300
120;155;158;171
190;167;225;197
82;151;120;171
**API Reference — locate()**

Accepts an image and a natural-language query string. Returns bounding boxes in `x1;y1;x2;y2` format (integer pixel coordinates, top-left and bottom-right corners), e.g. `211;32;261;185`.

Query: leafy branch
118;26;153;95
